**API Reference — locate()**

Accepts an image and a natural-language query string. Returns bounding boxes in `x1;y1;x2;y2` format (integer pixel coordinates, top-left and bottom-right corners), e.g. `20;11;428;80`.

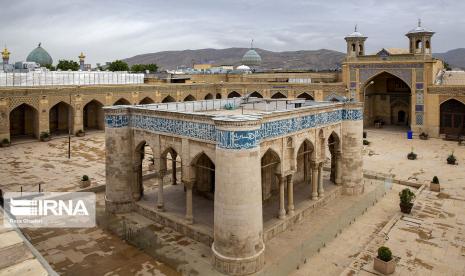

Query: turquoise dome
241;49;261;67
26;43;53;66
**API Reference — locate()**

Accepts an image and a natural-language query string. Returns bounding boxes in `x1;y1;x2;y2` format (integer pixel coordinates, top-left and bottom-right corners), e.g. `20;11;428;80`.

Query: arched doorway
9;104;39;140
295;140;314;189
49;102;72;135
184;95;196;102
327;132;341;184
215;93;222;99
134;141;155;201
227;91;241;98
192;153;215;198
261;149;280;203
363;72;411;127
161;148;181;186
162;96;176;103
139;97;155;104
440;99;465;135
271;92;286;99
297;93;314;101
204;93;213;100
250;91;263;98
114;98;131;105
83;100;104;130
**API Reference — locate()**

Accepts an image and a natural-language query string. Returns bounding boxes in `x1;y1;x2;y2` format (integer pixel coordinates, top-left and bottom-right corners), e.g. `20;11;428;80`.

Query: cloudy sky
1;0;464;65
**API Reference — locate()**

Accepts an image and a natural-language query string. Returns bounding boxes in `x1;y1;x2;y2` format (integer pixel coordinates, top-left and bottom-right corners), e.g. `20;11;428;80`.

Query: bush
447;152;456;164
40;132;50;139
363;139;370;145
377;246;393;262
407;147;417;160
432;176;439;184
81;175;89;181
399;188;415;205
419;132;428;139
1;138;9;144
77;129;84;134
363;131;367;139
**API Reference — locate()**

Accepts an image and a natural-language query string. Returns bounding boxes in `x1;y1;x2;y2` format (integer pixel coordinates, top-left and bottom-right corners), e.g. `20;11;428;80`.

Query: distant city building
79;52;86;71
84;64;92;71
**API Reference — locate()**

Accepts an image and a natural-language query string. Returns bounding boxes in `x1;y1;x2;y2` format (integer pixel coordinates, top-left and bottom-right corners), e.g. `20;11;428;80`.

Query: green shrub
377;246;392;262
447;152;456;164
363;139;370;145
399;188;415;205
432;176;439;184
81;175;89;181
40;132;50;139
1;138;9;144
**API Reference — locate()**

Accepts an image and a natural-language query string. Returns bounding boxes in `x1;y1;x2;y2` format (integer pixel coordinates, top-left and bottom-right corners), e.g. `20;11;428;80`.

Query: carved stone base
212;243;265;276
105;197;133;213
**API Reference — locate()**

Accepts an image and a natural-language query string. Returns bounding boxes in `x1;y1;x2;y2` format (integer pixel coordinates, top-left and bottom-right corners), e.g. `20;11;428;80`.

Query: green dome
241;49;261;67
26;43;53;66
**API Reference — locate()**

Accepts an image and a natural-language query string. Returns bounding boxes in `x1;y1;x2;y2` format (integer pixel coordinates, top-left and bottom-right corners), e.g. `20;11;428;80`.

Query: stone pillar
335;151;342;185
157;170;165;211
278;174;286;219
105;107;134;213
184;181;194;224
172;152;177;185
341;104;364;195
318;162;324;198
311;162;319;200
0;99;9;141
287;174;294;216
212;119;264;275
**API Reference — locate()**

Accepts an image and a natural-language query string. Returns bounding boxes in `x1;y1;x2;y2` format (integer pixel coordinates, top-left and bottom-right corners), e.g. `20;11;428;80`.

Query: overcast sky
1;0;465;65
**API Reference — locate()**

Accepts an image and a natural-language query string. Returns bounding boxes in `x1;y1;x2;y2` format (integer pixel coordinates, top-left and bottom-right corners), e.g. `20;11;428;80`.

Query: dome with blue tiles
26;43;53;66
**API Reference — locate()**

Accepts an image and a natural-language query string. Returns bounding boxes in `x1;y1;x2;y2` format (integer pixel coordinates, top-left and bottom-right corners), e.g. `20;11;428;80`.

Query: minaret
2;46;10;65
406;19;434;56
79;52;86;71
344;25;367;58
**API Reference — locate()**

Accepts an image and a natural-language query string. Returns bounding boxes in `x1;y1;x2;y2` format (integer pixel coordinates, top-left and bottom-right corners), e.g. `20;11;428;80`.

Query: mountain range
124;48;465;71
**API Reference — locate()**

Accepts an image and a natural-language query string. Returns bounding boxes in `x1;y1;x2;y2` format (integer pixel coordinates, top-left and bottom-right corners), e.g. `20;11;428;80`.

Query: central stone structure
104;97;363;275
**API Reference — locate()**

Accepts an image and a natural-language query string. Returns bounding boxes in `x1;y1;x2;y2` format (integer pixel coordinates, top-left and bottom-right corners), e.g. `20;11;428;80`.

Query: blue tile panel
105;109;363;149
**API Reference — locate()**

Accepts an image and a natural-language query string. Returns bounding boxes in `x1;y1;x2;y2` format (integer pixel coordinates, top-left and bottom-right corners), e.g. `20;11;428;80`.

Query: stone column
184;181;194;224
278;174;286;219
287;174;295;216
341;104;364;195
105;107;134;213
157;170;166;211
172;152;177;185
335;151;342;185
311;162;319;200
212;119;264;275
318;162;324;198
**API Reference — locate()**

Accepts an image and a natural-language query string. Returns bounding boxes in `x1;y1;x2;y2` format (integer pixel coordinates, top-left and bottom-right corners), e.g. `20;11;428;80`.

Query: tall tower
345;25;367;58
406;19;434;56
2;47;10;65
79;52;86;71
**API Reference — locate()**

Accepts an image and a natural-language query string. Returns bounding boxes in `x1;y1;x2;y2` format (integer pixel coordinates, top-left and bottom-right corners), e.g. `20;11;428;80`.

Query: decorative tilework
416;90;424;104
416;113;424;125
216;129;260;149
416;83;424;89
350;82;357;88
105;115;129;128
415;105;424;112
351;63;424;69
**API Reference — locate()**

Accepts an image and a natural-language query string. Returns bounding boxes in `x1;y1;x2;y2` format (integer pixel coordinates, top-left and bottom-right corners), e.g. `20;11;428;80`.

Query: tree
44;64;56;71
443;61;452;71
56;60;79;71
130;63;158;73
108;60;129;72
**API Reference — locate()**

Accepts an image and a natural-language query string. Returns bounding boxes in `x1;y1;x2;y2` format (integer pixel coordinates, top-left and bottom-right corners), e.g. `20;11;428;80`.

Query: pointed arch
9;103;39;140
204;93;213;100
139;97;155;104
297;92;314;100
113;98;131;105
328;131;341;184
184;94;196;102
271;92;286;99
250;91;263;98
296;139;315;186
49;101;73;134
261;148;281;202
190;152;215;195
440;98;465;135
215;93;222;99
83;99;104;130
227;91;241;98
162;95;176;103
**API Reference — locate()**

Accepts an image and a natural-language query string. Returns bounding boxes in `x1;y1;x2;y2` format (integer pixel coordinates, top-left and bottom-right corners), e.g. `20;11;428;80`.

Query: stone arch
390;99;409;126
113;98;131;105
440;98;465;135
139;97;155;104
162;95;176;103
295;139;315;186
83;99;104;130
190;152;215;197
228;91;241;98
49;101;73;134
361;70;412;90
271;92;286;99
9;103;39;140
133;140;156;201
184;94;196;102
250;91;263;98
327;131;341;184
204;93;213;100
261;148;281;203
215;93;222;99
297;92;314;100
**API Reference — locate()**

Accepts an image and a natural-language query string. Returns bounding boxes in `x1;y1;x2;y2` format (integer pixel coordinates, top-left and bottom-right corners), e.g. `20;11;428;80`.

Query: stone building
104;97;363;275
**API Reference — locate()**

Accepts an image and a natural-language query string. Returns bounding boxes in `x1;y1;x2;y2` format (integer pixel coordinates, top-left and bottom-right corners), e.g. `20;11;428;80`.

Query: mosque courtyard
1;129;464;275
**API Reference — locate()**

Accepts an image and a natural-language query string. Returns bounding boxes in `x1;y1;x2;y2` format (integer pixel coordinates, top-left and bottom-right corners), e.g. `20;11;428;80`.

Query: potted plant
447;151;457;165
373;246;396;274
40;131;51;142
1;138;10;147
430;176;440;192
148;157;155;171
76;129;85;137
407;147;417;160
363;139;370;146
419;132;428;140
80;175;91;188
399;188;415;214
363;131;367;139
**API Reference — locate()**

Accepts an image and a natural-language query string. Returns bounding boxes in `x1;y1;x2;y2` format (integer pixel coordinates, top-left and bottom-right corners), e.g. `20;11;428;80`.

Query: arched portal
363;72;411;127
327;132;341;184
204;93;213;100
49;102;72;135
297;93;314;101
114;98;131;105
227;91;241;98
261;149;280;203
162;96;176;103
215;93;222;99
295;140;314;187
271;92;286;99
9;104;39;140
134;141;155;201
250;91;263;98
440;99;465;135
192;153;215;198
184;95;196;102
139;97;155;104
83;100;104;130
161;147;181;186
